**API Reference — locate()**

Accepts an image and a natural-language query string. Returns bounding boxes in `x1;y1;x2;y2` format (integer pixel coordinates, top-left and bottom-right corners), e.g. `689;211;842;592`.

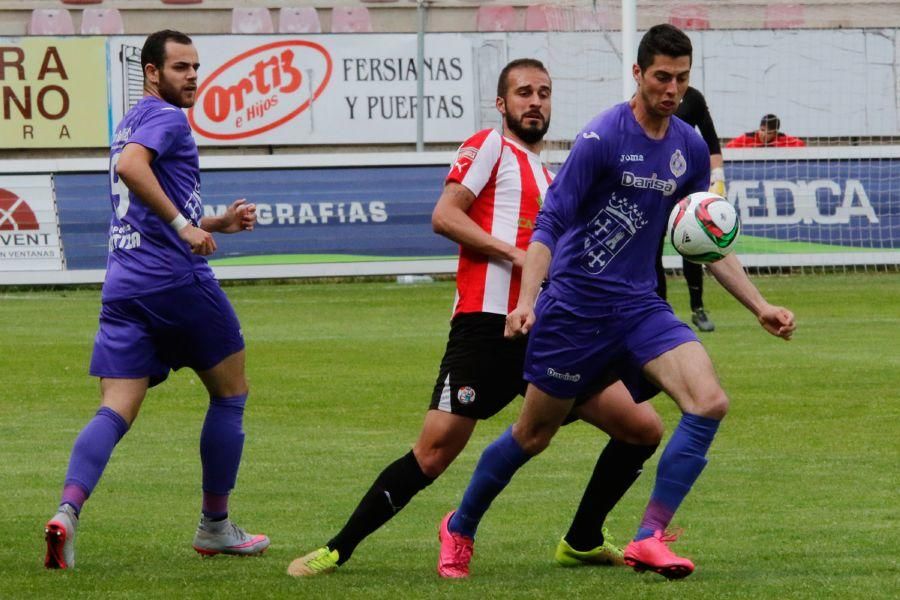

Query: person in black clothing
656;86;724;332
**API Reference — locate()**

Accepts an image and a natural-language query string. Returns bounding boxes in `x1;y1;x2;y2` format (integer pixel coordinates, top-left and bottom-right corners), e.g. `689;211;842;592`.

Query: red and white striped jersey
446;128;553;317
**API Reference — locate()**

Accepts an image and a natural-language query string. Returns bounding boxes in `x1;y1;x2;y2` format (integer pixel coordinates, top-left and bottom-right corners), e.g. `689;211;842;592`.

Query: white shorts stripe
437;372;452;412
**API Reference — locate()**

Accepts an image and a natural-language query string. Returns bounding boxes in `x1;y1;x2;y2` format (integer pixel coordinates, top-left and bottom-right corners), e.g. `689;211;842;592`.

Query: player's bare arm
432;182;526;267
505;240;552;338
201;198;257;234
116;142;216;255
707;254;796;340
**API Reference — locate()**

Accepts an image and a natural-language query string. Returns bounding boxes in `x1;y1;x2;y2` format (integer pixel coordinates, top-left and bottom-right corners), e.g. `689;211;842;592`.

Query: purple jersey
532;102;710;313
102;96;213;302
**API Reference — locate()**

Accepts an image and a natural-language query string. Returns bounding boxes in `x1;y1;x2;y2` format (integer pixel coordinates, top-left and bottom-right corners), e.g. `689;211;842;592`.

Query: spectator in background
725;113;805;148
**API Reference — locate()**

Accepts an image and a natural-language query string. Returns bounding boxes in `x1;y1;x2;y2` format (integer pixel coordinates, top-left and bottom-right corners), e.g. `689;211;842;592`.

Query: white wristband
710;167;725;182
169;213;190;232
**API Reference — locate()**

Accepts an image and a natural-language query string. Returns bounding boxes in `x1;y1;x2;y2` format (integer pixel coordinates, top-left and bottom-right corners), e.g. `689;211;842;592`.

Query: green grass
208;236;899;267
662;234;900;255
209;254;456;266
1;273;898;599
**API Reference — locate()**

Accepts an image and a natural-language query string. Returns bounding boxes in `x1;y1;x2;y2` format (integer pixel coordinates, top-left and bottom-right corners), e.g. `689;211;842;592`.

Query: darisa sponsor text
546;368;581;382
620;171;677;196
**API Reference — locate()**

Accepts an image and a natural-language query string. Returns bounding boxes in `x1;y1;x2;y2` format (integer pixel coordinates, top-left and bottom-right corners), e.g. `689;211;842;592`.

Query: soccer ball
667;192;740;264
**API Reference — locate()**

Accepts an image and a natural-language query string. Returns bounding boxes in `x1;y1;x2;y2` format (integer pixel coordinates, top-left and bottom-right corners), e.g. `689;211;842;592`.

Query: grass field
1;273;898;599
207;237;900;266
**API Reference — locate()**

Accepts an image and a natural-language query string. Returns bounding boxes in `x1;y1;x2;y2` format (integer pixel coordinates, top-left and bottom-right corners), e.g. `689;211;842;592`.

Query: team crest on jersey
457;386;476;405
579;192;648;275
669;149;687;178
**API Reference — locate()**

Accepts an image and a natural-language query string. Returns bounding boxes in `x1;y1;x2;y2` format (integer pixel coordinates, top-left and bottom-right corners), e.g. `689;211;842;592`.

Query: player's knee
693;389;729;420
638;411;665;445
413;447;453;478
511;425;553;456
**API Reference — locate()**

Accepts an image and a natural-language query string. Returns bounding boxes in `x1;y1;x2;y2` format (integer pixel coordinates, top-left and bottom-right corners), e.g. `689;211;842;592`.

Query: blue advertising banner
727;159;898;248
54;159;899;272
55;165;456;270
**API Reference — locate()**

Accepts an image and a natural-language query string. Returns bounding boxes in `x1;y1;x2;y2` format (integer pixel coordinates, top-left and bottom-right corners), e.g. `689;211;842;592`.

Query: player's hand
509;247;527;268
505;304;535;338
709;167;726;197
219;198;257;233
180;223;217;256
757;304;795;340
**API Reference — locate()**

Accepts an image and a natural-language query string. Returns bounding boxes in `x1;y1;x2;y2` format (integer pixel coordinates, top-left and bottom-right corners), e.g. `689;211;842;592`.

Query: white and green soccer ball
667;191;740;264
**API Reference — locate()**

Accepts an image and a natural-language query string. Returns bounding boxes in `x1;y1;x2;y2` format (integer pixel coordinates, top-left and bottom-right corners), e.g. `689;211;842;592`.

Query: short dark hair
760;114;780;130
636;24;693;71
497;58;549;98
141;29;193;72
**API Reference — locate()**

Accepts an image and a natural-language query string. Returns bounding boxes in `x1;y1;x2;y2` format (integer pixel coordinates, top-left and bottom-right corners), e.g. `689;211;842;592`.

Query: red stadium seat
231;7;274;34
161;0;203;5
668;4;710;30
80;8;125;35
524;5;556;31
28;9;75;35
765;4;805;29
525;5;608;31
62;0;102;5
331;7;373;33
278;7;321;34
476;5;516;32
573;6;611;30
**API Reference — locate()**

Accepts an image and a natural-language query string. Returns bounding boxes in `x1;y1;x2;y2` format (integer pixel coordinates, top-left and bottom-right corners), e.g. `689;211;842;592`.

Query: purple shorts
89;278;245;387
523;292;698;401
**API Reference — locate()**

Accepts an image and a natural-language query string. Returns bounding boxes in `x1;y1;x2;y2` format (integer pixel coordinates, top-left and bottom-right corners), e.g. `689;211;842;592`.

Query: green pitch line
210;236;895;266
209;254;456;266
662;234;898;256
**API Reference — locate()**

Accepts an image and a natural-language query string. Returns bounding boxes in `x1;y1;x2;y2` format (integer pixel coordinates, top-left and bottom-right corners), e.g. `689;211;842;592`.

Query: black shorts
429;312;527;420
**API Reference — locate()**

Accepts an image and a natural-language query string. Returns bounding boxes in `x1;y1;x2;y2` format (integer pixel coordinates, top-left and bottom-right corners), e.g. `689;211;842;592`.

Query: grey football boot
192;516;270;556
44;504;78;569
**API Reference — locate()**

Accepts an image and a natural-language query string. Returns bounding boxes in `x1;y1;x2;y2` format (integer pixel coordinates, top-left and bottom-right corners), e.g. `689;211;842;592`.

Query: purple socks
636;412;720;540
449;426;531;539
61;406;130;515
200;394;247;520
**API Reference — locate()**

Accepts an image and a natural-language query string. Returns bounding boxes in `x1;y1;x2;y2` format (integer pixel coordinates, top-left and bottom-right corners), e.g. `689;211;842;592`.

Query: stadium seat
525;5;608;32
62;0;101;5
28;9;75;35
668;4;710;30
278;7;321;34
161;0;203;5
476;5;516;32
231;7;274;34
80;8;125;35
765;4;805;29
524;5;556;31
331;7;373;33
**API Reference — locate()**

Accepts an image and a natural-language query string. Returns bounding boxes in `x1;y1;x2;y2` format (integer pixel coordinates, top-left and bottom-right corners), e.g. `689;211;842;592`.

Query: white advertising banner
0;174;64;271
108;34;475;146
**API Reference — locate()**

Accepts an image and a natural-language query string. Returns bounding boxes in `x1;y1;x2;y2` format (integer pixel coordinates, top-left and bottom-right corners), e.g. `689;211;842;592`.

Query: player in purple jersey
438;24;796;580
44;30;268;570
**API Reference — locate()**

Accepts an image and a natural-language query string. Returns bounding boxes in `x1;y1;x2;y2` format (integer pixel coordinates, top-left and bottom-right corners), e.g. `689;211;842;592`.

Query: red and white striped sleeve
446;129;502;197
